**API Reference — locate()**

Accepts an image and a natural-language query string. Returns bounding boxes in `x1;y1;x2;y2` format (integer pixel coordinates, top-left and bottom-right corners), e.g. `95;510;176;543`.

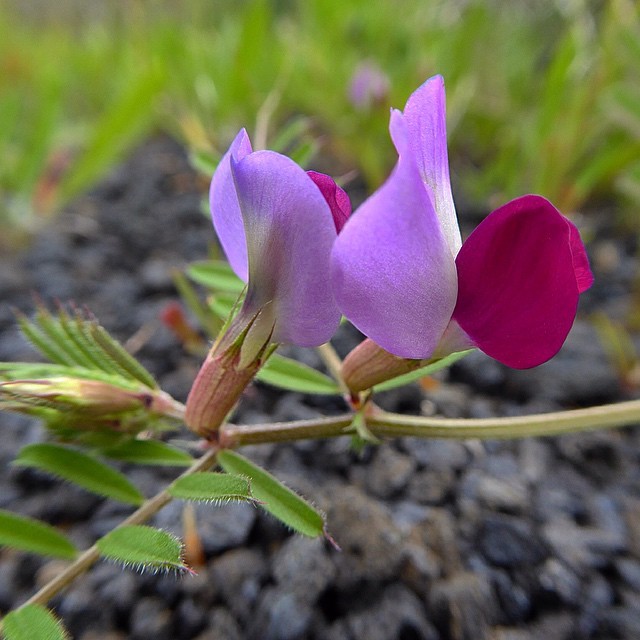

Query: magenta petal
307;171;352;233
230;151;341;346
402;75;461;255
331;110;458;359
568;221;595;293
209;129;253;282
453;195;592;369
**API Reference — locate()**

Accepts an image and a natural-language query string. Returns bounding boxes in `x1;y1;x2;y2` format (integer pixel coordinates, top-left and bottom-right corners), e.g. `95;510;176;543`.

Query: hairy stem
21;445;220;608
221;399;640;445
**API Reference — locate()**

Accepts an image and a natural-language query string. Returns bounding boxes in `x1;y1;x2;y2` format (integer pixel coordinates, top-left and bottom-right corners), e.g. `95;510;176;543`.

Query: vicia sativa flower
332;76;593;390
186;129;349;436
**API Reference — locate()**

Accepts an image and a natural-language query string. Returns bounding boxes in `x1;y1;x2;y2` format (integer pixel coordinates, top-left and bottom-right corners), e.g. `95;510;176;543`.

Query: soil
1;136;639;640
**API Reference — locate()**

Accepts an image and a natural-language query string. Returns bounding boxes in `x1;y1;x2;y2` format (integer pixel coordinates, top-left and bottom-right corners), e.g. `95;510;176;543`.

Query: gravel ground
1;137;639;640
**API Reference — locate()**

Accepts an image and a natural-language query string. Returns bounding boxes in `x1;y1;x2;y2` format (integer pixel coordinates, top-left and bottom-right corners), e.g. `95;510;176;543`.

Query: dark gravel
1;136;639;639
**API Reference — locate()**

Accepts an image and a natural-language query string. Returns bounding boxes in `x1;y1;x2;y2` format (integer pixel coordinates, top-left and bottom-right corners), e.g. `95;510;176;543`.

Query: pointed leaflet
256;353;341;395
169;472;255;503
218;450;326;538
100;440;193;466
14;443;143;505
2;604;70;640
332;109;457;358
186;259;246;293
96;525;189;573
0;509;77;559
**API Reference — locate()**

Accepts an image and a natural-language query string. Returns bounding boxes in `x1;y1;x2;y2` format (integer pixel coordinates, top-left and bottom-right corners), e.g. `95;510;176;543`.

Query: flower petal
453;195;592;369
230;151;341;346
307;171;352;233
331;110;458;359
402;75;462;255
209;129;253;282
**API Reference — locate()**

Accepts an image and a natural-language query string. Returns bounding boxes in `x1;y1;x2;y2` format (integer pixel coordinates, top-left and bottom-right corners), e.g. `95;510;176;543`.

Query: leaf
169;472;255;504
14;444;144;505
96;525;188;573
2;604;70;640
187;260;246;293
217;450;325;538
15;306;158;389
256;353;341;395
372;350;474;393
101;440;193;467
0;509;76;559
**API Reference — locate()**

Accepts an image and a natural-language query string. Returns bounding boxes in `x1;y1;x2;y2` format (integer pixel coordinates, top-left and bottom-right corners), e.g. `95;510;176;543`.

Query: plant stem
315;342;349;396
21;445;221;608
220;398;640;445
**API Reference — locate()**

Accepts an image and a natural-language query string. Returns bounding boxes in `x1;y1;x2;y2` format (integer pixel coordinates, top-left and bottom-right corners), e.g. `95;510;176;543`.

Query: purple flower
332;75;593;370
349;61;390;110
210;129;347;348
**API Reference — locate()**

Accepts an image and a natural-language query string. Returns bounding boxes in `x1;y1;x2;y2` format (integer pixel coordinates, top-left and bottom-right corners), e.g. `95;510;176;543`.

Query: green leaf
2;604;70;640
169;472;255;503
15;306;158;389
187;260;246;293
218;450;325;538
101;440;193;467
0;509;76;559
96;525;188;573
14;444;144;505
373;350;474;393
257;354;340;395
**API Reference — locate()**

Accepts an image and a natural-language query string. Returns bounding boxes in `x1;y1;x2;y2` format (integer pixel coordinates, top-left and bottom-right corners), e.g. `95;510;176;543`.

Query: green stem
220;398;640;445
20;445;221;609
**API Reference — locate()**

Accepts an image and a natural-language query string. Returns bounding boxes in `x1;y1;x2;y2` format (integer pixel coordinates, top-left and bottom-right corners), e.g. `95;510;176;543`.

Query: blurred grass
1;0;639;244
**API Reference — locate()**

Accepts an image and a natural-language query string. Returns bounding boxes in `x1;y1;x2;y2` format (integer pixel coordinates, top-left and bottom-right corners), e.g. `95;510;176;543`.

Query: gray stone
479;514;548;568
429;572;497;640
539;558;582;605
272;535;336;602
249;588;313;640
323;484;405;587
403;438;469;471
364;446;416;498
129;596;173;640
197;608;242;640
345;584;438;640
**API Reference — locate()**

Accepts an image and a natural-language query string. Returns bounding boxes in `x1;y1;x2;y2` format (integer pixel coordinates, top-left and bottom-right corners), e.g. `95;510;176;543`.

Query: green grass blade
14;444;144;505
0;509;77;559
218;450;326;538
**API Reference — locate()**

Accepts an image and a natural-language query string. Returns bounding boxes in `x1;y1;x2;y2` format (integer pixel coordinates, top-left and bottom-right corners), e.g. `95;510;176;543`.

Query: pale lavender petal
402;75;462;255
209;129;253;282
307;170;351;233
231;151;341;347
331;110;458;358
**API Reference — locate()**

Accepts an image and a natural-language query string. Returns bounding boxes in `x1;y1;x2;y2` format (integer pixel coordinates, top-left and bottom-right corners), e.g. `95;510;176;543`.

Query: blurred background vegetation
1;0;639;244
